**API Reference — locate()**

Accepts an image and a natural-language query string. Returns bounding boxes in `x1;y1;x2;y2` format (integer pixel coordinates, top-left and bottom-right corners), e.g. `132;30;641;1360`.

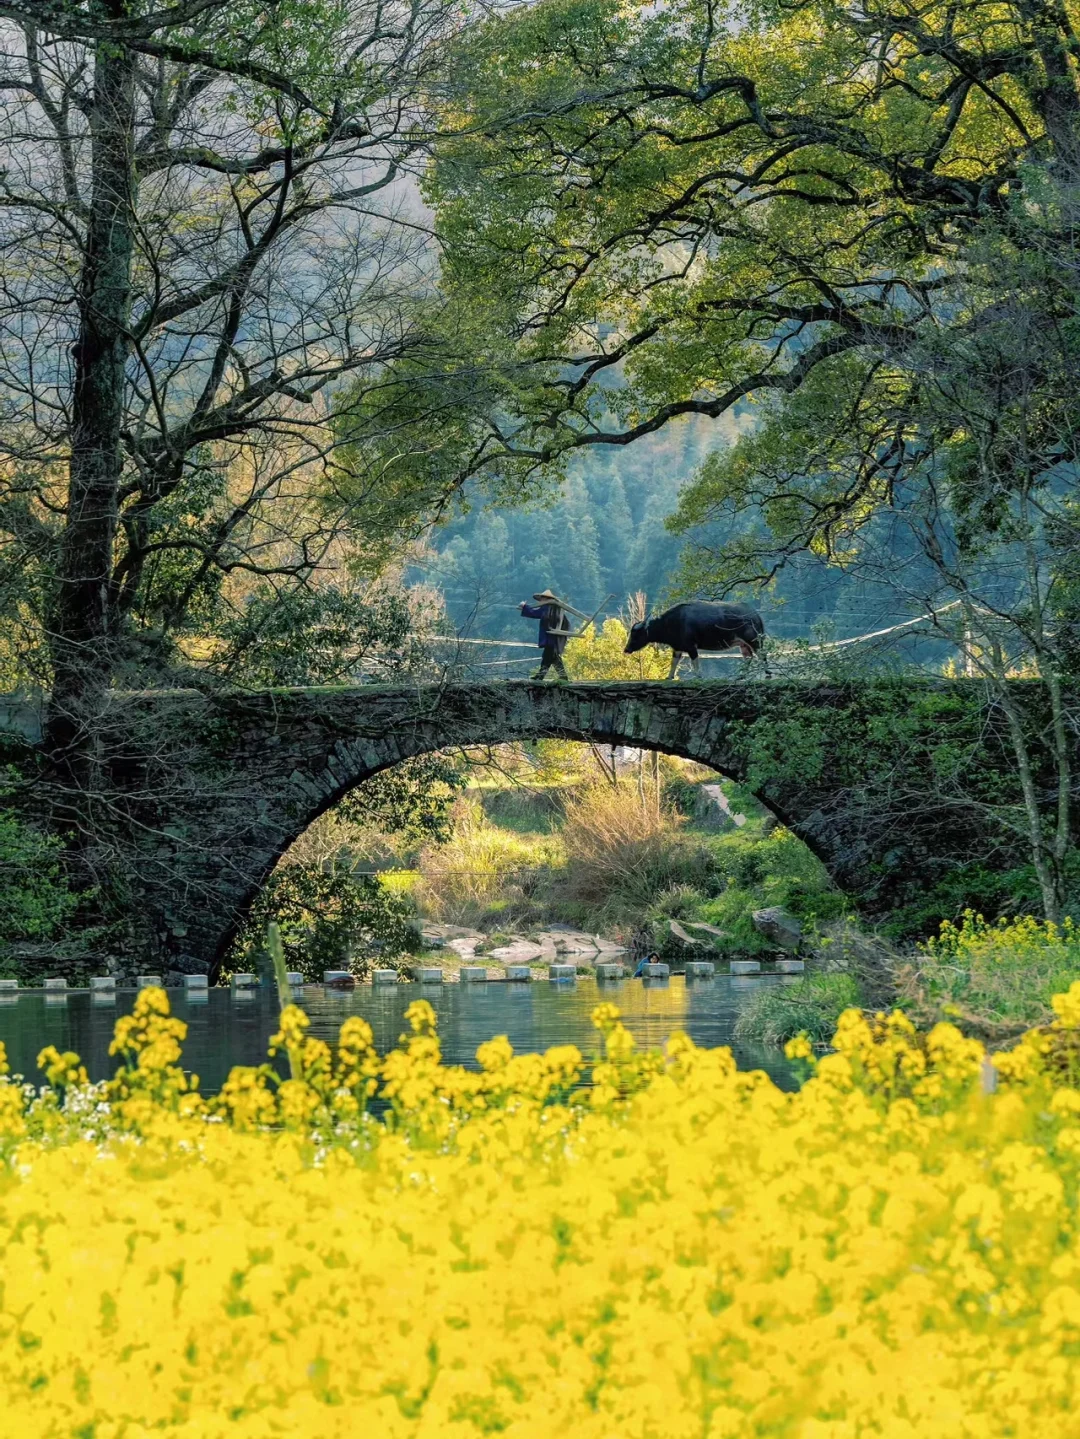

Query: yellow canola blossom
4;989;1080;1434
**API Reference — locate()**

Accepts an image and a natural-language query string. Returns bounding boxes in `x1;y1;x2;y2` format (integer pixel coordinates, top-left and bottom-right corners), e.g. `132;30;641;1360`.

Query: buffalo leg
667;651;682;680
740;637;771;676
690;650;702;677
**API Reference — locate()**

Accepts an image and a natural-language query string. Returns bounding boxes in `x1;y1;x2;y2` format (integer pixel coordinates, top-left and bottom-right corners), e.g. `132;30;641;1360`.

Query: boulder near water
488;942;544;962
446;937;483;960
751;907;803;951
668;920;707;948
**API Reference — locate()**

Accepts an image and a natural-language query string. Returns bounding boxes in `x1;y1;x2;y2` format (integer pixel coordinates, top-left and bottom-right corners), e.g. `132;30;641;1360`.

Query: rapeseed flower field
4;987;1080;1436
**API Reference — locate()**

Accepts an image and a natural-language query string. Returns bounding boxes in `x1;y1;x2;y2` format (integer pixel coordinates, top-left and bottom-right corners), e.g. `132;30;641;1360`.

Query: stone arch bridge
17;677;1049;974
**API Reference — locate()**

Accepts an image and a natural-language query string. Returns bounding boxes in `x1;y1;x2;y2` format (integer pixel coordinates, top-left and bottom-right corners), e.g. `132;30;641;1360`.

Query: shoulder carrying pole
565;594;616;639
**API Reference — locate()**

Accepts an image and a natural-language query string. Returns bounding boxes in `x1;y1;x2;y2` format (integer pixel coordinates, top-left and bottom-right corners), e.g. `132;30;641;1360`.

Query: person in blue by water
632;952;660;978
519;589;572;681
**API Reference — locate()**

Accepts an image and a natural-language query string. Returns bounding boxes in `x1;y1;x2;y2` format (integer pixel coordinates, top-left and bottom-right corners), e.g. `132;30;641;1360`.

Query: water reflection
0;975;799;1093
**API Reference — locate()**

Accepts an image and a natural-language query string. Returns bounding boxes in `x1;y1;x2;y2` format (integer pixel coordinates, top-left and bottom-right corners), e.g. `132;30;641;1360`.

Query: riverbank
734;912;1080;1049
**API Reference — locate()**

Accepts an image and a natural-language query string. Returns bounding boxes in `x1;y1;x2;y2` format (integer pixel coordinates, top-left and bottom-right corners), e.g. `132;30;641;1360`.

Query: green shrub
733;972;862;1046
0;808;79;973
695;828;846;956
238;860;420;981
875;857;1080;941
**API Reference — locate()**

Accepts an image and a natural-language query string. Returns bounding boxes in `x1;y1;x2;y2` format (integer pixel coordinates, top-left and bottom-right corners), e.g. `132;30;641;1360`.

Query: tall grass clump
910;911;1080;1032
415;799;563;926
734;971;861;1045
477;784;565;833
560;782;717;924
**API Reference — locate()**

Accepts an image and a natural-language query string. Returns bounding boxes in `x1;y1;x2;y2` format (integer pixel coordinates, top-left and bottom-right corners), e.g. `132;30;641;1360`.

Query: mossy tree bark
45;19;136;780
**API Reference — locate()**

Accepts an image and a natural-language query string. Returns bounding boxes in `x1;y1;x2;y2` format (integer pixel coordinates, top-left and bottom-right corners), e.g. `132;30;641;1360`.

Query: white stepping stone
595;962;624;980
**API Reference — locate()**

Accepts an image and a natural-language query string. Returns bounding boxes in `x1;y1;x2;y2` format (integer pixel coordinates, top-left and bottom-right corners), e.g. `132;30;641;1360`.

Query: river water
0;973;799;1093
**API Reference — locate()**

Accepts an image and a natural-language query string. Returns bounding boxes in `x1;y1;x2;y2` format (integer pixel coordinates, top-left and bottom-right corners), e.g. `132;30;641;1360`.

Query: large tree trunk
45;28;135;771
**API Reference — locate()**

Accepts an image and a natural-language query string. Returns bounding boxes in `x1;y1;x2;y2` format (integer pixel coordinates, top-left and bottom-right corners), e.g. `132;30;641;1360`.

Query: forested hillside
418;413;928;647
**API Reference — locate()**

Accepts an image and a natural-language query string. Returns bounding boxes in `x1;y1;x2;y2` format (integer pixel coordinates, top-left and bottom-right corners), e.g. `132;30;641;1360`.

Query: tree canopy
417;0;1079;466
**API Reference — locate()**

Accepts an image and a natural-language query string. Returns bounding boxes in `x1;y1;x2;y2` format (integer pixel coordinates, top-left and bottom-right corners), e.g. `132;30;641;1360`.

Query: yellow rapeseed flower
2;987;1080;1432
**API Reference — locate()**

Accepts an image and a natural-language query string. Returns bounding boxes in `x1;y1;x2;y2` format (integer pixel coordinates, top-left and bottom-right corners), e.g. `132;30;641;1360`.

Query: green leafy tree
419;0;1069;472
211;584;419;688
0;1;467;759
336;754;465;848
667;218;1080;918
241;860;420;981
414;0;1080;919
0;810;79;968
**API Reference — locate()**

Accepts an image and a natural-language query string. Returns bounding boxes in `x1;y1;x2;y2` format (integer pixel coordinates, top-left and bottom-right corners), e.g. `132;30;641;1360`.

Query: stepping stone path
421;924;626;968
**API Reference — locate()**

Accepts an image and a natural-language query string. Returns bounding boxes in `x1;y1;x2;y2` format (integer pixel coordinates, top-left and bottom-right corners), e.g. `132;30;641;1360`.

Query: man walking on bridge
519;589;571;681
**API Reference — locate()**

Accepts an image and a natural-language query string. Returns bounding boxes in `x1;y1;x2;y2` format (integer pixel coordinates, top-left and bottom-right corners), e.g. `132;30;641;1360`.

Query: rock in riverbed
488;942;544;963
751;907;802;951
669;920;708;948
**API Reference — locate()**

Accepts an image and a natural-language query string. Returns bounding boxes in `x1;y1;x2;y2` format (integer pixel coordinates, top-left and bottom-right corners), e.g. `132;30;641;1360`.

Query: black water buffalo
624;601;767;679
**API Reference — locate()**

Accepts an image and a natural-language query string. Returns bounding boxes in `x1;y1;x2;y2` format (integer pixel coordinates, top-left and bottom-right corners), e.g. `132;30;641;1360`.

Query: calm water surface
0;974;798;1092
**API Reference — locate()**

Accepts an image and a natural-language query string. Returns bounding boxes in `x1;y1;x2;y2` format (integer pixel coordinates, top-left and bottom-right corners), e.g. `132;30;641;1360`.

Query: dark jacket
521;602;568;650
